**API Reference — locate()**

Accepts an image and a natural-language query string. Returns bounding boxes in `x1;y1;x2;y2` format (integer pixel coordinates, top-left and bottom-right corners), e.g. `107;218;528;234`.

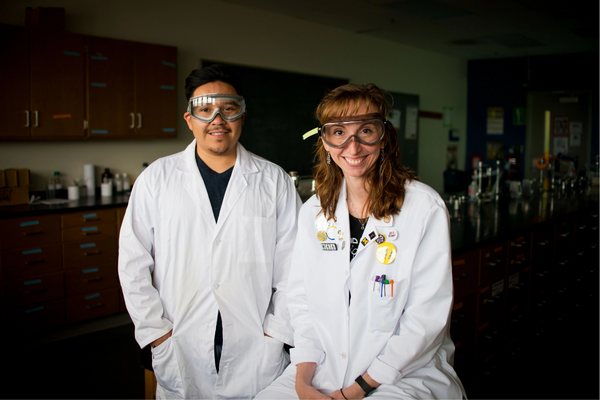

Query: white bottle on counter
114;173;123;193
122;173;131;194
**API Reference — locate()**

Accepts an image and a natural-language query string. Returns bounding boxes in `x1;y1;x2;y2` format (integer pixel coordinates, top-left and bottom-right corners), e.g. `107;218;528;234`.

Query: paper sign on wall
554;137;568;154
405;105;418;140
487;107;504;135
570;121;582;146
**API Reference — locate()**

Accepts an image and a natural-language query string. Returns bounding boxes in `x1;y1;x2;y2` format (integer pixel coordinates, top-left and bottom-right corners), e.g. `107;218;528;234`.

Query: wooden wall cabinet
0;23;177;140
87;37;177;139
0;25;85;139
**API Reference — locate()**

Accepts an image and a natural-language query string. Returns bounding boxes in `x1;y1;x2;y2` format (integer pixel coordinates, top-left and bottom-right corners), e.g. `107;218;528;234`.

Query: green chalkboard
202;60;348;176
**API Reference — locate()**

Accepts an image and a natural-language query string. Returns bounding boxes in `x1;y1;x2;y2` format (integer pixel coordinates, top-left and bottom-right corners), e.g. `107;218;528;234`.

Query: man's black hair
185;64;243;100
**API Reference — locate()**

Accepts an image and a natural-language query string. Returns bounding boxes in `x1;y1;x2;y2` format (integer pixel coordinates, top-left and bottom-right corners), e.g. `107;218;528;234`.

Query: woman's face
322;104;385;180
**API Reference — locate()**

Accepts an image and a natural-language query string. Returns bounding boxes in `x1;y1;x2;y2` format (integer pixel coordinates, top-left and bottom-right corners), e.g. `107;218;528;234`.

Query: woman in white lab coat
255;84;465;399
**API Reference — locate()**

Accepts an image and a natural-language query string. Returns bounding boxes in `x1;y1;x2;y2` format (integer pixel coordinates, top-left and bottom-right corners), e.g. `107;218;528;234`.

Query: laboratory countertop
1;189;597;253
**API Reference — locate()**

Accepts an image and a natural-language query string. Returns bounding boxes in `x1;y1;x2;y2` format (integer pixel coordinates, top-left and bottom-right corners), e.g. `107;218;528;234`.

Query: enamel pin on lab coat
387;229;398;241
317;231;327;241
376;242;397;265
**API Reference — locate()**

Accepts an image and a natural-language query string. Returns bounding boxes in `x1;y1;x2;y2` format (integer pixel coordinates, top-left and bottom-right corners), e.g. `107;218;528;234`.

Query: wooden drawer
65;288;119;323
0;215;61;251
477;279;505;326
62;222;116;243
531;226;553;267
508;234;530;275
63;238;117;270
451;291;477;337
62;209;116;229
452;249;479;298
65;264;119;296
3;271;64;308
1;244;63;280
480;242;507;286
6;299;65;331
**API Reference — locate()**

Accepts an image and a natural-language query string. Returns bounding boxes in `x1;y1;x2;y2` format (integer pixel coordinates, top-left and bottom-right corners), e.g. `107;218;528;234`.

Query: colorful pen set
373;275;394;297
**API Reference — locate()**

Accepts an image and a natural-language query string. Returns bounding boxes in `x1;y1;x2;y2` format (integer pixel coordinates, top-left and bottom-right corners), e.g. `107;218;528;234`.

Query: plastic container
114;173;123;193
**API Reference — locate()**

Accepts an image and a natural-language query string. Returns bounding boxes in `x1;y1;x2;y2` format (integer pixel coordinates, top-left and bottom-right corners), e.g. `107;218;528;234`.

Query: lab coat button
341;352;347;359
212;282;219;290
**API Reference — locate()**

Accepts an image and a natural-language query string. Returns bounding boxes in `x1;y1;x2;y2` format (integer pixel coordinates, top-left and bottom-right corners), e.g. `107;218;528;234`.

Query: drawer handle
23;231;43;236
85;277;102;283
83;231;100;236
26;288;47;295
454;273;469;282
88;303;104;310
84;251;101;256
451;314;466;323
83;217;100;222
558;232;570;238
25;259;44;265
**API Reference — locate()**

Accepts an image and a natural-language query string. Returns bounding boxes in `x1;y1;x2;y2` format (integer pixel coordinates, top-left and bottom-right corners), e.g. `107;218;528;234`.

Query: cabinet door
87;36;135;138
134;43;178;138
30;30;85;138
0;24;30;139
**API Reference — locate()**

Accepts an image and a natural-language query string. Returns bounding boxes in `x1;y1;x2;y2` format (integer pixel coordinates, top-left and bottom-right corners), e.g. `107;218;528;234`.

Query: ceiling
216;0;598;59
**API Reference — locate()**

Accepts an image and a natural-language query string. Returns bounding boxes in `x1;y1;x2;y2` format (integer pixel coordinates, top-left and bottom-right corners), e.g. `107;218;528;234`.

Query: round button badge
317;231;327;242
376;242;397;265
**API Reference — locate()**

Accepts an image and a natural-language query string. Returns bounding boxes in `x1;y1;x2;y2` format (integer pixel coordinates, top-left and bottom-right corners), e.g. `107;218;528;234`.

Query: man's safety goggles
187;93;246;123
303;118;386;148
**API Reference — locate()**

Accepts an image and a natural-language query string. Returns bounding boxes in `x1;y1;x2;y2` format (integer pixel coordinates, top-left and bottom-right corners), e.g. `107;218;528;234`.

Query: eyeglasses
187;93;246;123
319;119;386;148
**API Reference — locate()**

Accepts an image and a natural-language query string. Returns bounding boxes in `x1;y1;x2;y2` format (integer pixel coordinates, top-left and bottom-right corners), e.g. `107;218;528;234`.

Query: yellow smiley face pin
376;242;397;265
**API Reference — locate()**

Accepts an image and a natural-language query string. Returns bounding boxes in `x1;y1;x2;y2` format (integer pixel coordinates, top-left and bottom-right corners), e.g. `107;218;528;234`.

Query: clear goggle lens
320;119;385;148
188;94;246;122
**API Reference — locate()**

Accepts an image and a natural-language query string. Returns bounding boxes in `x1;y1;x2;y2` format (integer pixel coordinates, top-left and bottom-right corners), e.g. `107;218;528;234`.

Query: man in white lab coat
118;64;301;399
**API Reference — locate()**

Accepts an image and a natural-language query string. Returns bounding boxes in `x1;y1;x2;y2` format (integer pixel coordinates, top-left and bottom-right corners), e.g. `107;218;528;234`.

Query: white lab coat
255;179;465;399
118;140;301;399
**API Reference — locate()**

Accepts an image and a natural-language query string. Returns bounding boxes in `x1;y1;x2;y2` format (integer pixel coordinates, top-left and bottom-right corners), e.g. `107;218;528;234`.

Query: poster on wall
554;137;568;154
553;115;569;136
389;109;401;129
405;105;418;140
487;107;504;135
570;121;582;146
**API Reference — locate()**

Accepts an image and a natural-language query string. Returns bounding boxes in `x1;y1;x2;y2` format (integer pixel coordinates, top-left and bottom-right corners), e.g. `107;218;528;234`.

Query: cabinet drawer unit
479;242;507;287
3;271;64;308
452;249;479;298
62;238;117;270
62;209;116;229
451;291;477;338
62;222;116;243
1;244;63;280
508;234;530;275
7;299;65;332
477;279;505;326
64;264;119;297
0;215;61;251
65;288;119;323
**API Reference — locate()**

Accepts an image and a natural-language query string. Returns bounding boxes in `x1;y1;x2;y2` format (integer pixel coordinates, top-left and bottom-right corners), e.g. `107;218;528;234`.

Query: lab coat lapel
353;196;394;257
180;140;217;229
214;143;257;235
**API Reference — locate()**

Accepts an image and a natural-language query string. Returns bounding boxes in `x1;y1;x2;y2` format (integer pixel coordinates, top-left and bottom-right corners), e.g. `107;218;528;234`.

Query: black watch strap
355;375;375;397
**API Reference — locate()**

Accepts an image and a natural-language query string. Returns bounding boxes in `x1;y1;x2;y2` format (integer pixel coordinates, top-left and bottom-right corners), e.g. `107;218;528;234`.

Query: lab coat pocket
366;276;405;332
151;337;185;399
258;335;289;391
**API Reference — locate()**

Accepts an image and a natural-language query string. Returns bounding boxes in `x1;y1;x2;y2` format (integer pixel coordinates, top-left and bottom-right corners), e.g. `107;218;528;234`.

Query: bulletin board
202;60;348;176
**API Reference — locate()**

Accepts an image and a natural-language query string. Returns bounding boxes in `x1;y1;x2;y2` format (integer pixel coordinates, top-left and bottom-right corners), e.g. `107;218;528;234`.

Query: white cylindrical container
84;164;95;197
101;182;112;197
68;186;80;200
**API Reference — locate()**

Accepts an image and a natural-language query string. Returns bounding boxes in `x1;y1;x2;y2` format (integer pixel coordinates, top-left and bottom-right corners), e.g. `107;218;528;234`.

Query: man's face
184;81;245;158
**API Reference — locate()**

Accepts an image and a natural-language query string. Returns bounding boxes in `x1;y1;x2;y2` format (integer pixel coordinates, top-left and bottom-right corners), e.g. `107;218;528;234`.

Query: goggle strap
303;127;319;140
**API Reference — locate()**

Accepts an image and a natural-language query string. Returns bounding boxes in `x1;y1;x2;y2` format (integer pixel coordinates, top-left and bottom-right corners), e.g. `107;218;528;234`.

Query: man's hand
329;384;364;399
296;362;331;399
151;330;172;348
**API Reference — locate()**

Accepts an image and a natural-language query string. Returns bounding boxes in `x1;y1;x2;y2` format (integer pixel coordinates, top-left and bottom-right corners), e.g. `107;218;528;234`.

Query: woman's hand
295;362;331;399
329;384;364;399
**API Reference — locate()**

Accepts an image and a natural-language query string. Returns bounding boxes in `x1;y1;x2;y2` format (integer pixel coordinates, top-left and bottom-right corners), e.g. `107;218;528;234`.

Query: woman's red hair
312;83;417;221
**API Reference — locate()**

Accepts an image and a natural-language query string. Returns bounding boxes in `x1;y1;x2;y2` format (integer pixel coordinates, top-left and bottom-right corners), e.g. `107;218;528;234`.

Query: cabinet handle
26;288;47;295
33;110;39;127
25;110;30;127
85;277;102;283
25;260;44;265
84;251;101;256
558;232;570;238
454;273;469;282
137;113;142;129
23;231;43;236
130;113;135;129
87;303;104;310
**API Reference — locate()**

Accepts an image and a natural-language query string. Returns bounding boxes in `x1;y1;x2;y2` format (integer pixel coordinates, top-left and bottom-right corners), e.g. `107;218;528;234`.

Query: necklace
348;199;368;230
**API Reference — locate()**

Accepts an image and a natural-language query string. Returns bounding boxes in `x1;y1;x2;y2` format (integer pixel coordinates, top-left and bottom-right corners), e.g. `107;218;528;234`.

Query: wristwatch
355;375;375;397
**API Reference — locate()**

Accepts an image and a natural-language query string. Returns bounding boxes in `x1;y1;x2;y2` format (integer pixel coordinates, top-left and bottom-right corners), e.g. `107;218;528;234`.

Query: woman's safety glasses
187;93;246;123
319;119;386;148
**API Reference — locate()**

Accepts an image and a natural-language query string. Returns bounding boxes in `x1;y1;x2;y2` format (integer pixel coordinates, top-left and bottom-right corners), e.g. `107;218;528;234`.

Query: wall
466;52;599;178
0;0;467;193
